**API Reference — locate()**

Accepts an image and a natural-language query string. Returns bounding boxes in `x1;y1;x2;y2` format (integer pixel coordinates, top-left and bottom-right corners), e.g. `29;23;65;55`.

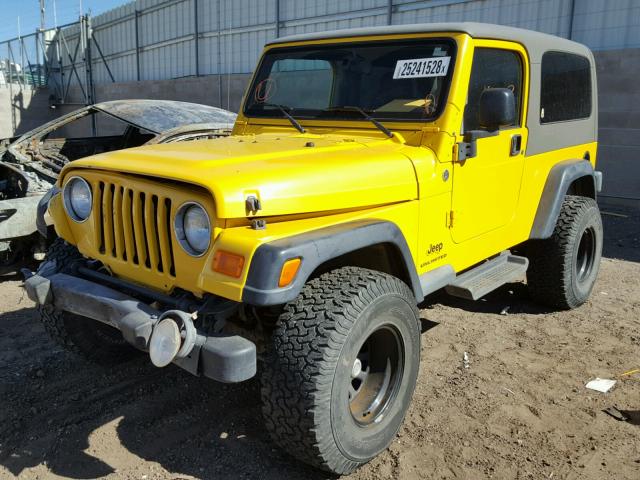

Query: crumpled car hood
92;100;237;134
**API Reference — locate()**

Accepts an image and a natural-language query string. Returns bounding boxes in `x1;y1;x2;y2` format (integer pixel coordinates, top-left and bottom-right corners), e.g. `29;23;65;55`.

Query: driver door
451;43;528;243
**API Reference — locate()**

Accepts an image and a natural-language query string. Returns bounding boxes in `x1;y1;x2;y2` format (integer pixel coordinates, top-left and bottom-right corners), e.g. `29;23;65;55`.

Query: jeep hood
63;133;420;218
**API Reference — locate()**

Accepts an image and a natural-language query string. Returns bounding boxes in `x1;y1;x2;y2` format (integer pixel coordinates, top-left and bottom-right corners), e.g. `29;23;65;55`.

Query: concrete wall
61;73;250;115
51;73;251;138
0;85;57;139
91;74;250;110
593;49;640;201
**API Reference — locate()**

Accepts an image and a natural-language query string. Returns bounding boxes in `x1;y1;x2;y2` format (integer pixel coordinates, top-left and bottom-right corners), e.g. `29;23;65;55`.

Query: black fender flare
242;219;422;306
529;159;599;239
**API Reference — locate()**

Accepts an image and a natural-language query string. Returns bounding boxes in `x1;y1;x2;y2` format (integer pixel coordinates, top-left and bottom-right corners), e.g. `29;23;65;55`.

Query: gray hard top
269;22;593;64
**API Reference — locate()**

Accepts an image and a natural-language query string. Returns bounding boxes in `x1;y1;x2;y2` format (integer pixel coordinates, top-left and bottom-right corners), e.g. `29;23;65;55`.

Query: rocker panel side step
445;251;529;301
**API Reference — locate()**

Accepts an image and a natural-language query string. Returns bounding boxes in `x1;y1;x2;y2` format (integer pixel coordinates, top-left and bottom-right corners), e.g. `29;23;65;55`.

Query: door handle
510;134;522;156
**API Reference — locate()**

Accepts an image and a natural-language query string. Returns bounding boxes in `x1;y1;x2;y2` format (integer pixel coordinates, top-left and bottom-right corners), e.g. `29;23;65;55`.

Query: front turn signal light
212;250;245;278
279;258;302;287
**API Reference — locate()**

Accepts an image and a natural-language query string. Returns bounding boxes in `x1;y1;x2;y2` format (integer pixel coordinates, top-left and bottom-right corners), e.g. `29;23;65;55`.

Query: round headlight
63;176;92;222
175;202;211;256
149;318;181;367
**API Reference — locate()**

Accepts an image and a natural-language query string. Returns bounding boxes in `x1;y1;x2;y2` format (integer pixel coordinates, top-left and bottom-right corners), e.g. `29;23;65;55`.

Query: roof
268;22;592;63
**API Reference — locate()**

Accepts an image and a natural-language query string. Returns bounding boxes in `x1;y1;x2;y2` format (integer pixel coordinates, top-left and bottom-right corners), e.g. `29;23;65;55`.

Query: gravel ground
0;204;638;480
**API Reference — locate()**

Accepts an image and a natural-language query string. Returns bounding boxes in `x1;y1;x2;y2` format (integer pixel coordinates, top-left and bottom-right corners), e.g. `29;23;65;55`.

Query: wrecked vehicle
0;100;236;274
25;23;602;474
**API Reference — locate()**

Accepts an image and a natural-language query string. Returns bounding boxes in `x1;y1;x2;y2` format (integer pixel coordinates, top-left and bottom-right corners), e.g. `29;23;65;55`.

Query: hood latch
245;195;262;215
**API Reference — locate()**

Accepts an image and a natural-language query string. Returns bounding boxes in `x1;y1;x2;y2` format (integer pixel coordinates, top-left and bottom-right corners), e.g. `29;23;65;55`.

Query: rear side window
464;48;523;131
540;52;591;123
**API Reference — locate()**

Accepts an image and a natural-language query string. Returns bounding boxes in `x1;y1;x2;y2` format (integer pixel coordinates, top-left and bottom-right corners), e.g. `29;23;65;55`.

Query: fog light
149;318;182;367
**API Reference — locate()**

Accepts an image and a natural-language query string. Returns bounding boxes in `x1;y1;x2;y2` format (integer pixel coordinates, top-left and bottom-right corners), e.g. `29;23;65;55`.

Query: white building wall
50;0;640;85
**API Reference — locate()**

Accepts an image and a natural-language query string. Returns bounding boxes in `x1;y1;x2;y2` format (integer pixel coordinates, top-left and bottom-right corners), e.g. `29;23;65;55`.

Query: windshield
244;39;456;122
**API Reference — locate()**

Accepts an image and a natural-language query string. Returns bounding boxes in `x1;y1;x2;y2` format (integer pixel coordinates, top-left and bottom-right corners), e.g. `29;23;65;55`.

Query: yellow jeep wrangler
25;22;602;474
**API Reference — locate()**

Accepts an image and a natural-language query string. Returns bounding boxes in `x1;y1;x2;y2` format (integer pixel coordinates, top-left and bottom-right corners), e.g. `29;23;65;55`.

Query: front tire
37;239;138;365
527;195;603;309
261;267;421;475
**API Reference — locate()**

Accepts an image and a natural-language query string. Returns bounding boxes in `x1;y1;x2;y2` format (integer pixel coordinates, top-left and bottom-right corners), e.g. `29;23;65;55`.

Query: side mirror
479;88;516;131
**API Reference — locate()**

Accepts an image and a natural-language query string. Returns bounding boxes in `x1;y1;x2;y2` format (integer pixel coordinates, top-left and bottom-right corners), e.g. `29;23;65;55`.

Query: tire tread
37;239;136;365
527;195;601;309
260;267;418;474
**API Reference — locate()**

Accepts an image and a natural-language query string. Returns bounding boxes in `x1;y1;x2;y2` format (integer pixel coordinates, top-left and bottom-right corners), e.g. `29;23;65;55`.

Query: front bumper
24;271;256;383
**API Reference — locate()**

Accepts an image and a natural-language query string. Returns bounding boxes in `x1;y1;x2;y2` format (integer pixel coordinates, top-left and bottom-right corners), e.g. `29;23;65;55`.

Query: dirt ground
1;203;639;480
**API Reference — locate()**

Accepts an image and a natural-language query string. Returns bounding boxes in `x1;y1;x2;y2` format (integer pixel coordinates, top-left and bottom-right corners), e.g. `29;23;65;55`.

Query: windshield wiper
261;103;306;133
324;106;393;138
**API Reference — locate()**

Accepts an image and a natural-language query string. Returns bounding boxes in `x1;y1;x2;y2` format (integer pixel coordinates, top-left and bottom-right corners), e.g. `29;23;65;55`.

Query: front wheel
527;195;603;309
261;267;421;475
37;239;138;365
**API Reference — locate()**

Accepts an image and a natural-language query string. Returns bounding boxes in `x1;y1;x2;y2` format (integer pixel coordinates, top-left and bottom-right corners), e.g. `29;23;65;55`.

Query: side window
540;52;591;123
464;48;523;131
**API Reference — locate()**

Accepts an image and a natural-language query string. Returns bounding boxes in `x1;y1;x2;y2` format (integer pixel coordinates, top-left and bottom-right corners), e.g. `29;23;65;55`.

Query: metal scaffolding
0;14;119;135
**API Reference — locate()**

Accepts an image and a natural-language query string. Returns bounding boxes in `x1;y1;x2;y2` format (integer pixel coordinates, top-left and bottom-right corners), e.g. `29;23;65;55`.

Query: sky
0;0;128;41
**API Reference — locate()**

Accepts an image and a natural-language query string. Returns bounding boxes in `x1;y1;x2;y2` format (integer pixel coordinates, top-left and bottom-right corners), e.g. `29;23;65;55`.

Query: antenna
53;0;58;27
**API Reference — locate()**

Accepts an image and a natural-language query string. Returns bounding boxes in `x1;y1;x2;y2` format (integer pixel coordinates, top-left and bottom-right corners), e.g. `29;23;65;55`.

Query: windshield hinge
234;120;247;132
455;141;476;162
251;219;267;230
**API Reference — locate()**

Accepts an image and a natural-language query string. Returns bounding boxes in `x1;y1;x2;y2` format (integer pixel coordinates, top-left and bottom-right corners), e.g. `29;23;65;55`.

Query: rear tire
261;267;421;475
527;195;603;309
37;239;138;365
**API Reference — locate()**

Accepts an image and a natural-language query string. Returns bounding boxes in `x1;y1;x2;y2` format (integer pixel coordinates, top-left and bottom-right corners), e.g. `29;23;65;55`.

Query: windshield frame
243;36;458;125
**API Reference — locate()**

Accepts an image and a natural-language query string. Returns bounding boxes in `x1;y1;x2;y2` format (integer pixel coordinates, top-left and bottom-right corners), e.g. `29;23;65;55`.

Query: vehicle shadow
420;316;440;333
0;308;333;480
619;410;640;426
418;202;640;316
422;282;554;316
0;273;25;283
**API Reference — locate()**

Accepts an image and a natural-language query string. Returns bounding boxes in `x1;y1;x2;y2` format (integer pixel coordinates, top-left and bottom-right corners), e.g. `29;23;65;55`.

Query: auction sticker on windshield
393;57;451;79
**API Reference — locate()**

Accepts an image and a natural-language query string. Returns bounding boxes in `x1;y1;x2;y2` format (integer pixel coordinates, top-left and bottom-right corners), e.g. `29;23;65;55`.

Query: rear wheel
37;239;138;365
527;195;603;309
261;267;420;474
